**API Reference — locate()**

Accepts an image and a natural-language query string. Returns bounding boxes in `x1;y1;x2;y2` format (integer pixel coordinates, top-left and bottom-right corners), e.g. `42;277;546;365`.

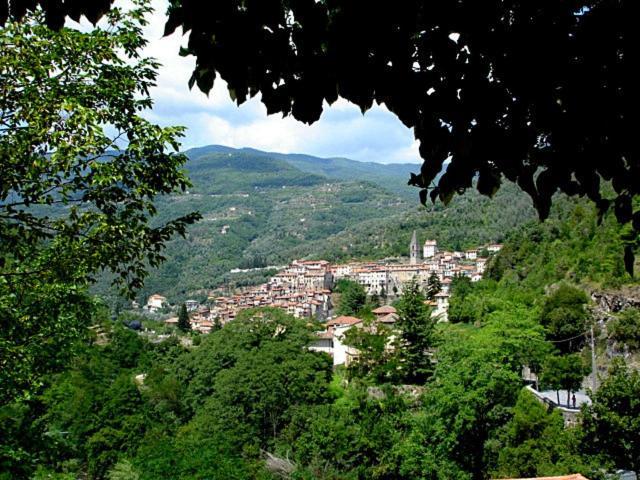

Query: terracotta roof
372;305;397;315
315;330;334;339
495;475;589;480
378;313;398;324
327;316;362;326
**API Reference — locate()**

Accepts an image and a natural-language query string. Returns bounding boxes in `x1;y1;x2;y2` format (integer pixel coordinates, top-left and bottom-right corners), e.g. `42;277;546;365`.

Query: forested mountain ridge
101;147;536;304
185;144;421;198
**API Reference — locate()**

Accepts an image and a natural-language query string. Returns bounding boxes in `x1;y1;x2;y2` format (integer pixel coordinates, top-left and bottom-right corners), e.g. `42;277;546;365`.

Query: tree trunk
556;390;560;406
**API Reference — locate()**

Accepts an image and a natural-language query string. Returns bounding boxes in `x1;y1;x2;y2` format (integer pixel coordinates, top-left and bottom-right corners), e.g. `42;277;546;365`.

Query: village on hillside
140;233;501;365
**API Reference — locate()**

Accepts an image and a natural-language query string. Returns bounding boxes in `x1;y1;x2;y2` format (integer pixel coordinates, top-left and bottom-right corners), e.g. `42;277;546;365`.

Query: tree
541;354;588;407
0;4;199;404
337;280;367;316
488;389;595;478
426;272;442;301
609;307;640;351
395;280;435;383
343;322;398;383
581;360;640;472
177;304;190;332
539;284;590;354
447;275;478;324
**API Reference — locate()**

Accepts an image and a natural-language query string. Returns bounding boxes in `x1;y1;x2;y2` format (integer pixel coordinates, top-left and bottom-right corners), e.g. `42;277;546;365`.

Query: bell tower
409;230;419;265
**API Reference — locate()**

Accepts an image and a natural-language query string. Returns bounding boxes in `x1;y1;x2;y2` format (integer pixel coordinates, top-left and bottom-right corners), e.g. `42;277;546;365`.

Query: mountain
95;146;536;305
185;145;421;199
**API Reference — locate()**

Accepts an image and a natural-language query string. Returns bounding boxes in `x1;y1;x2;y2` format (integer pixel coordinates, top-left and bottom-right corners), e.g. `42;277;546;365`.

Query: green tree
395;280;435;383
177;304;190;332
609;307;640;351
426;272;442;301
581;360;640;472
343;322;398;383
539;284;590;354
0;3;198;405
336;280;367;316
488;389;595;478
541;354;588;407
448;275;476;323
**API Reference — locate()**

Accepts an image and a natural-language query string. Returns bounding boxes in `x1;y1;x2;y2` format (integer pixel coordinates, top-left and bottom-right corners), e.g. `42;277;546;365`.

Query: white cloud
115;0;421;164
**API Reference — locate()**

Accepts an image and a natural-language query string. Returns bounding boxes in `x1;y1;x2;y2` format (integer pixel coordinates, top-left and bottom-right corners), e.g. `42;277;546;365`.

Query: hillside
185;145;421;199
96;147;536;305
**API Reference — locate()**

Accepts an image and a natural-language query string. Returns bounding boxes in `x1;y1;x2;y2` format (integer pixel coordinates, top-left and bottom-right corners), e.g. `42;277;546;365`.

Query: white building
185;299;200;312
145;294;167;313
309;316;363;366
423;239;438;258
356;269;389;295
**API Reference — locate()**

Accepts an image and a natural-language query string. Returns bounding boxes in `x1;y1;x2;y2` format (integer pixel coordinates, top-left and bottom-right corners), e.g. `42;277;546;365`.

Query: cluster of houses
144;233;501;338
309;305;400;366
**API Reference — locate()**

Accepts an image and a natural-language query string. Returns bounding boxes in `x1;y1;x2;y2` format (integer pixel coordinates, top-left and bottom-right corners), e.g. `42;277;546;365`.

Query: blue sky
137;0;421;164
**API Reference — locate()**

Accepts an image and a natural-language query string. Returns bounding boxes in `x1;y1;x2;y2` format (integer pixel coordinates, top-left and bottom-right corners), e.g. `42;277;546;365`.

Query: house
372;305;398;325
185;299;200;312
326;316;363;366
433;292;450;321
146;294;167;313
487;243;503;253
309;329;334;356
423;239;438;258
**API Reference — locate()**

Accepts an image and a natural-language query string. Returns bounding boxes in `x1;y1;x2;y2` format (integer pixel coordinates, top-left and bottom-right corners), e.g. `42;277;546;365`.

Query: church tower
409;230;419;265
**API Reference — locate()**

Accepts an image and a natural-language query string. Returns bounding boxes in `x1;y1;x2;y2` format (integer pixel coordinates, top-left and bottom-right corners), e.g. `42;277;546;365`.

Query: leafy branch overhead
2;0;635;268
0;4;200;296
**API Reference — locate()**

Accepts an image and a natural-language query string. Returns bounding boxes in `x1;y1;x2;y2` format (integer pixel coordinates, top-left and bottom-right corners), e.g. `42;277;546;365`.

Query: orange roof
372;305;397;315
327;316;362;326
495;476;589;480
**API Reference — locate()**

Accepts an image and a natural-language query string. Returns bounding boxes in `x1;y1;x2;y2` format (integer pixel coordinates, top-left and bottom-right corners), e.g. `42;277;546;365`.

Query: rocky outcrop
591;287;640;316
589;286;640;370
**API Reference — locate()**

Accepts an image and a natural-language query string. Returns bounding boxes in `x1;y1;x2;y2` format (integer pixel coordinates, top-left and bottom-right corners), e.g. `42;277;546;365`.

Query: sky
130;0;421;164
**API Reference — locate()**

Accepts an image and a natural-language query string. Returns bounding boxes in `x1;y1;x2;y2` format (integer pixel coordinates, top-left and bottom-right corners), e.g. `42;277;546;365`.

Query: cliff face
591;288;640;316
590;287;640;371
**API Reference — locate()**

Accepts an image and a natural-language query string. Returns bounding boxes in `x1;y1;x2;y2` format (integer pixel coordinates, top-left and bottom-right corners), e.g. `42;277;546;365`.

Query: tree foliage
0;4;198;404
336;279;367;317
177;304;190;332
395;280;435;383
609;307;640;351
539;284;590;354
581;360;640;472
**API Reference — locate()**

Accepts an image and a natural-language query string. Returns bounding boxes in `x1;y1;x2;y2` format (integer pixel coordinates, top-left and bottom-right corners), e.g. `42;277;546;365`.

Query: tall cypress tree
426;273;442;301
396;280;436;383
178;303;190;332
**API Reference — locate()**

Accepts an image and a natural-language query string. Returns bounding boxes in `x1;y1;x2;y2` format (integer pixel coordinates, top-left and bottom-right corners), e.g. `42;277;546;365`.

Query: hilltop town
143;233;501;338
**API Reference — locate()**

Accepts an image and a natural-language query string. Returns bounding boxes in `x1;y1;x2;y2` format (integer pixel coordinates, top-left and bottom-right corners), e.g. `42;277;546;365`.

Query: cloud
117;0;421;164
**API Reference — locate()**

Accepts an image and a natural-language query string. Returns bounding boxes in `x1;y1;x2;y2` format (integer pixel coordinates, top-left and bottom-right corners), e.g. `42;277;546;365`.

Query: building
423;239;438;258
409;230;420;265
487;243;503;253
145;294;167;313
185;299;200;312
327;316;363;366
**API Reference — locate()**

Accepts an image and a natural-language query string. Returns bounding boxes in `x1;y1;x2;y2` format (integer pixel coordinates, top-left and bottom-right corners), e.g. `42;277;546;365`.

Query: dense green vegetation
0;5;197;408
2;5;639;480
5;195;640;479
